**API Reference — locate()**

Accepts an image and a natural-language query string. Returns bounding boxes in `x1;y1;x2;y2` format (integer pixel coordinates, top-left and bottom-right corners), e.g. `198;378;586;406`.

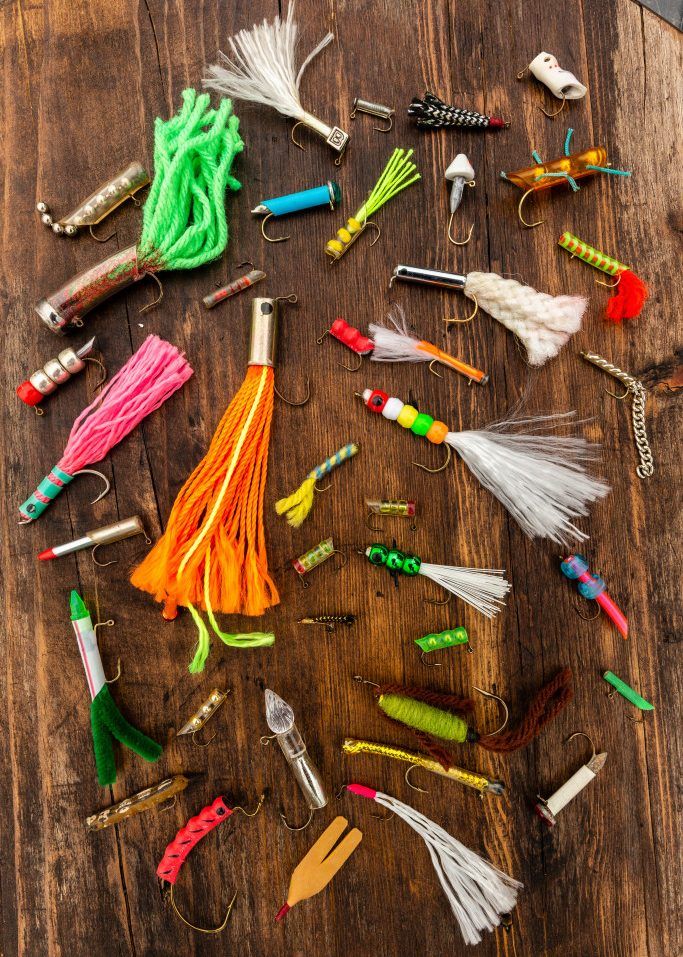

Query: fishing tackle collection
22;14;659;949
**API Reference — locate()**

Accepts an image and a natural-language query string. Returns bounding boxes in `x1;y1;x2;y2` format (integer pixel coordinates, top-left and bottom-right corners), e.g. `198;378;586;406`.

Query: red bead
16;380;44;406
366;389;388;413
330;317;374;355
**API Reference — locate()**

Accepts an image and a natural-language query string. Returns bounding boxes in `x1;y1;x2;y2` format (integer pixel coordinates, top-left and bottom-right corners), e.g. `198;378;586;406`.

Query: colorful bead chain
362;389;449;444
366;543;422;576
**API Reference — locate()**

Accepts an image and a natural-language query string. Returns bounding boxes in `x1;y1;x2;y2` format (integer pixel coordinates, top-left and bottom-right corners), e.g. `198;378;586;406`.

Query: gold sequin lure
558;232;649;321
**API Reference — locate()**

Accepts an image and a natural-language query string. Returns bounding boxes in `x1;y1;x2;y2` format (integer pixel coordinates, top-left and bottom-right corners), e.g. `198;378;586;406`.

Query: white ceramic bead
528;52;587;100
383;397;404;420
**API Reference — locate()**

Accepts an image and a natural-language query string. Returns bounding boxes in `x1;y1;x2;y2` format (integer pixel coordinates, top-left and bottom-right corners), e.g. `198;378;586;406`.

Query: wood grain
0;1;681;955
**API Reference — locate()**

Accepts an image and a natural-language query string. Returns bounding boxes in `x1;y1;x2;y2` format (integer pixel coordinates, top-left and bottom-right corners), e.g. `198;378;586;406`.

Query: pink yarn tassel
19;336;192;522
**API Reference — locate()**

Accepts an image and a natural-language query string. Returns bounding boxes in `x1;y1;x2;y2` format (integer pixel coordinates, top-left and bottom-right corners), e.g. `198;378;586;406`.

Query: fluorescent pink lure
560;553;628;638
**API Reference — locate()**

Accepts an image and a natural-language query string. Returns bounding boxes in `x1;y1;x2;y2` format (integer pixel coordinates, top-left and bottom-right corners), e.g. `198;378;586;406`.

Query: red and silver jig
16;337;105;413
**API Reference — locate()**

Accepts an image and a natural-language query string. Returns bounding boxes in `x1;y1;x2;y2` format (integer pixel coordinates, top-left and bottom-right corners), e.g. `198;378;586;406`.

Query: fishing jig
342;738;503;795
350;97;394;132
534;732;606;828
38;515;149;563
298;614;356;632
317;318;374;371
364;543;510;618
202;263;266;309
157;791;265;933
445;154;475;245
355;668;573;766
603;671;653;711
344;784;521;945
86;773;201;831
390;264;586;365
369;307;488;384
359;390;609;544
263;689;327;831
275;442;359;527
37;161;150;238
292;537;346;587
501;128;631;228
416;627;472;666
366;499;417;532
517;53;587;118
176;689;231;746
408;91;509;130
17;338;105;412
252;181;340;243
204;4;349;162
581;351;654;478
19;337;191;523
325;148;420;260
560;554;628;638
559;232;648;321
275;816;362;921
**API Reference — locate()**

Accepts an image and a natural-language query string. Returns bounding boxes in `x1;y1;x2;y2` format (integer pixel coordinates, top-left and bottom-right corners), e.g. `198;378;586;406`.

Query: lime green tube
603;671;653;710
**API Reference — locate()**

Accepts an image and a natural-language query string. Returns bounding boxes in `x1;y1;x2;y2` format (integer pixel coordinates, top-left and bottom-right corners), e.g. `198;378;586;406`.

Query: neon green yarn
379;693;469;742
137;88;243;272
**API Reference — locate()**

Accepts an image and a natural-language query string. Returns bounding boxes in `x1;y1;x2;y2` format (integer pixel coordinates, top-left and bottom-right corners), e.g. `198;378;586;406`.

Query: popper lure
344;785;521;945
275;817;362;922
17;338;103;411
534;733;606;828
35;91;242;334
560;554;628;638
203;3;349;162
70;591;162;786
37;160;150;237
501;128;631;228
360;390;610;545
364;543;510;618
19;337;192;522
325;148;420;260
559;232;649;321
390;265;586;366
275;442;359;527
517;53;587;117
252;181;340;242
408;91;508;130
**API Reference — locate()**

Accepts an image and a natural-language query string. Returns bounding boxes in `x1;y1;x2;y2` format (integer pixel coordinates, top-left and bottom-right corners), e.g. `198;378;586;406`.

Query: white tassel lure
360;389;610;545
203;3;349;161
345;784;522;945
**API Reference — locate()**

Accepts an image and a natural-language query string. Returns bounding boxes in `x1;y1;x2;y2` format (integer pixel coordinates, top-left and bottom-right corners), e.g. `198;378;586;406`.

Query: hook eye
260;733;276;747
260;212;289;244
94;619;115;635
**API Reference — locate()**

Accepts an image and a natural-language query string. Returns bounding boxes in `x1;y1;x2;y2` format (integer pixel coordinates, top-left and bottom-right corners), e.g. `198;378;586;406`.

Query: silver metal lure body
18;338;97;405
37;161;149;236
392;264;467;290
265;689;327;812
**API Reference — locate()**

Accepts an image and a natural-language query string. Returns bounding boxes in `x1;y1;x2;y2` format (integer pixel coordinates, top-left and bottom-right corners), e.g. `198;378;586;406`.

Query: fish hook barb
413;443;452;474
447;213;475;246
518;189;545;228
260;213;290;244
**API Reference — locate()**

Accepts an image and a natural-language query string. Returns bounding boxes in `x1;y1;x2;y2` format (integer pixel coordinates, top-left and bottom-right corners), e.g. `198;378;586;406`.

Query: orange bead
426;420;448;444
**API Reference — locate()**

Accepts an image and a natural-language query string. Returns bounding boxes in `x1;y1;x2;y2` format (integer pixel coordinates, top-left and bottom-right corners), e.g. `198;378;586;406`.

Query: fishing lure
408;91;508;130
355;668;573;767
317;318;374;371
344;784;521;945
534;732;606;828
275;442;359;527
369;307;488;384
37;160;149;237
415;627;471;657
350;97;394;132
325;148;420;260
298;614;356;631
202;265;266;309
204;3;349;162
581;351;654;478
17;337;104;411
517;53;587;117
176;689;231;744
70;590;162;786
559;232;648;321
390;264;586;366
38;515;149;563
157;792;265;933
291;537;344;586
364;543;510;618
360;390;610;544
366;499;417;531
19;336;192;522
86;773;201;831
602;671;653;711
252;181;341;242
560;554;628;638
275;817;362;921
342;738;503;795
35;91;242;334
131;297;296;671
445;154;475;244
264;689;327;831
501;128;631;228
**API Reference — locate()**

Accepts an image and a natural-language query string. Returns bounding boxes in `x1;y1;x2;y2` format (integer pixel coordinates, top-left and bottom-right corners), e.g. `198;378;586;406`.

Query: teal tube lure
252;181;341;243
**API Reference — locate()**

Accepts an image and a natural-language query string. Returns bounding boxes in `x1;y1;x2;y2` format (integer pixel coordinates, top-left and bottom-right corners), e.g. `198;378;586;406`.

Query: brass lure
176;689;231;740
86;773;199;830
297;614;356;632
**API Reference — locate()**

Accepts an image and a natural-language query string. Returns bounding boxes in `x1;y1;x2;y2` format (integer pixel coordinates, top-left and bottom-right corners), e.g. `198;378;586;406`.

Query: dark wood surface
1;1;681;955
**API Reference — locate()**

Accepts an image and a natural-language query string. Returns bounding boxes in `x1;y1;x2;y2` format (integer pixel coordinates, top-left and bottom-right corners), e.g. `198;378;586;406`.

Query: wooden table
1;1;681;954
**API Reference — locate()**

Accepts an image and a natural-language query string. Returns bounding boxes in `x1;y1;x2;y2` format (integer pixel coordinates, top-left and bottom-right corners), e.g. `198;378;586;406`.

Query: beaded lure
276;443;359;527
560;554;628;638
360;389;610;545
558;232;649;321
408;91;508;130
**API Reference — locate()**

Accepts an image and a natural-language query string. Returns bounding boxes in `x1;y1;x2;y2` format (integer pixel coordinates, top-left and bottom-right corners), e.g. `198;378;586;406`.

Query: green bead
386;548;405;572
414;627;469;652
366;543;389;566
402;553;422;576
411;413;434;437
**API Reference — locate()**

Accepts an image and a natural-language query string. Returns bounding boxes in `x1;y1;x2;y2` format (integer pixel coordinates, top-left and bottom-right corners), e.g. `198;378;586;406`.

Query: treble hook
405;765;429;793
444;294;478;327
274;378;311;407
518;189;545;229
169;885;236;935
413;443;452;474
260;212;289;244
73;468;111;505
540;92;566;118
447;213;474;246
139;272;164;313
473;686;509;736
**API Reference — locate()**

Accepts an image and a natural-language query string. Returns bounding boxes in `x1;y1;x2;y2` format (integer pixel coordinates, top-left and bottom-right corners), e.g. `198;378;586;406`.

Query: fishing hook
474;686;509;736
445;294;478;326
518;189;545;228
447;213;475;246
260;213;289;244
413;443;452;474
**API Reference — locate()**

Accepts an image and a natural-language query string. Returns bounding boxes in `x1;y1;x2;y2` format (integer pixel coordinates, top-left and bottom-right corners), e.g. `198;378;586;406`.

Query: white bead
383;397;404;420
